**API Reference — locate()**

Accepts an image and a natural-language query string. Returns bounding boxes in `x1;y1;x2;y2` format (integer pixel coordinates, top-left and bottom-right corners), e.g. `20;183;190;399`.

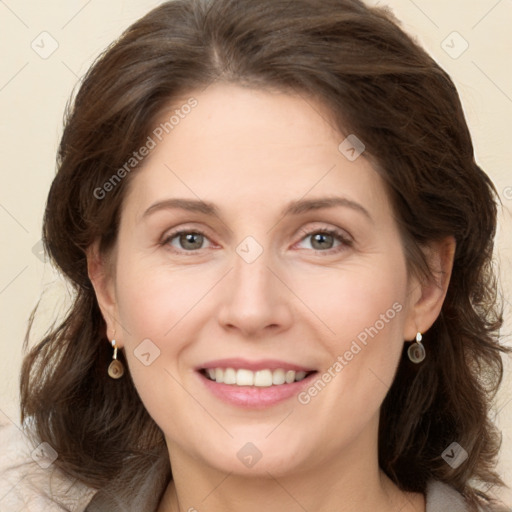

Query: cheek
112;255;226;415
294;257;409;410
114;254;214;342
112;263;199;430
112;258;196;389
291;256;408;347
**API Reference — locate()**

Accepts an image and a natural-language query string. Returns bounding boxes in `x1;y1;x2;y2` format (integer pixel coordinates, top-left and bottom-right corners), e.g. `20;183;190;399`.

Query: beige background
0;0;511;504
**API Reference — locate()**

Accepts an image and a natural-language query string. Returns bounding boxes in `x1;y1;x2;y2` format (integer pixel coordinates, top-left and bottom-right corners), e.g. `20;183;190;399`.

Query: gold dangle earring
407;332;426;363
108;338;125;379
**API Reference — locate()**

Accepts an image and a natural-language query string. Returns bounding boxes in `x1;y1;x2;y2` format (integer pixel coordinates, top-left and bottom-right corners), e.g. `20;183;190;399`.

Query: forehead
122;83;390;221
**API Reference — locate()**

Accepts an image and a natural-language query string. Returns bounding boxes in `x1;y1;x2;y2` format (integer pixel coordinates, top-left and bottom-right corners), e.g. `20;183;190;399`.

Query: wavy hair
20;0;510;509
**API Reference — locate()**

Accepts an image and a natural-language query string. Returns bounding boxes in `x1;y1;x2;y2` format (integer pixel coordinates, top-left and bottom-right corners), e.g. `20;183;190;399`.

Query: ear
86;240;122;347
403;236;456;341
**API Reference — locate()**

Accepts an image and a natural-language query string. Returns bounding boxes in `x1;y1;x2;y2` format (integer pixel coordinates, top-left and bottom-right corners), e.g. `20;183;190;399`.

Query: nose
217;249;294;338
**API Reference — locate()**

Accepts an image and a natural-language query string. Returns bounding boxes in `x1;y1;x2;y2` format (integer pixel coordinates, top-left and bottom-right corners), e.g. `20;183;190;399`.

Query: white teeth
254;369;273;387
223;368;236;384
285;370;295;384
236;369;254;386
204;367;312;386
272;369;286;385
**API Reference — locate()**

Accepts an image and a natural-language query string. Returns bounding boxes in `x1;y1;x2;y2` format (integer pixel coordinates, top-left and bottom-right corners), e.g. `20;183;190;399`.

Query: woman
2;0;510;510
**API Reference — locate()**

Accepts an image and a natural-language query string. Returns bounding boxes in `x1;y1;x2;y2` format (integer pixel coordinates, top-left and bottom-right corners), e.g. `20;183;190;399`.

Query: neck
157;429;425;512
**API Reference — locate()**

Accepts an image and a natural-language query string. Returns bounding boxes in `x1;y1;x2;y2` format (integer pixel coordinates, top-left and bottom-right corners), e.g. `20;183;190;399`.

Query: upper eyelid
296;223;353;243
161;222;213;239
162;223;349;239
297;224;350;236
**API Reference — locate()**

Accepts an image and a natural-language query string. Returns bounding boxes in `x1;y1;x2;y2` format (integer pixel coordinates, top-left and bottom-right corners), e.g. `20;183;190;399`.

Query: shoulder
0;418;97;511
426;480;511;512
426;480;472;512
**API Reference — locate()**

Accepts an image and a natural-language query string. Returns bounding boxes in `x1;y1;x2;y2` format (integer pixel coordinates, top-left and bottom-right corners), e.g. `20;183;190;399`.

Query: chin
193;435;310;478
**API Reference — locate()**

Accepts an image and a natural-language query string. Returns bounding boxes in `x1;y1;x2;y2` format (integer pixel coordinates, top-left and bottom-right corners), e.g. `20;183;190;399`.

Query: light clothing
1;419;508;511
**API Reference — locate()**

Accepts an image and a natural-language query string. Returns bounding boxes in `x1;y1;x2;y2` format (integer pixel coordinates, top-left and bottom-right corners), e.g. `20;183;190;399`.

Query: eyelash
161;226;353;255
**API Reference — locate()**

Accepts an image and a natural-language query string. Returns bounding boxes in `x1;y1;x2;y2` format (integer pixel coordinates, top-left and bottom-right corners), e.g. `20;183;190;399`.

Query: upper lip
197;358;316;372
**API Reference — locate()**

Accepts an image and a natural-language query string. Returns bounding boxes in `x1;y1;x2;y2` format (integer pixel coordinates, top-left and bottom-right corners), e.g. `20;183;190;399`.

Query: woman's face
100;83;423;477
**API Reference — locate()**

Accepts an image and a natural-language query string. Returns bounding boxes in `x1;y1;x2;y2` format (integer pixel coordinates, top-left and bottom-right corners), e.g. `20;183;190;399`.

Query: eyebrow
284;197;372;221
143;198;218;218
142;196;372;222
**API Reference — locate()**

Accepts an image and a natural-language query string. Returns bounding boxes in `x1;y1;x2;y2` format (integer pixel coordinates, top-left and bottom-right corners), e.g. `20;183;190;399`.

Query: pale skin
88;83;455;511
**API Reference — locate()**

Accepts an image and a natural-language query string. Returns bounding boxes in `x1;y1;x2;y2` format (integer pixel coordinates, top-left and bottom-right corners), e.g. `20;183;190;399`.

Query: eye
295;228;352;253
162;230;213;252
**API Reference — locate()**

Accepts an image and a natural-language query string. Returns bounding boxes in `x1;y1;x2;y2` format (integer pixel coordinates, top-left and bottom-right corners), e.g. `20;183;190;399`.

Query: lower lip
197;371;317;408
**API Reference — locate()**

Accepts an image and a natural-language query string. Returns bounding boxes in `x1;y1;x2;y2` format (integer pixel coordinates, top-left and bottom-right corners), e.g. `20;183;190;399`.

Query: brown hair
20;0;510;509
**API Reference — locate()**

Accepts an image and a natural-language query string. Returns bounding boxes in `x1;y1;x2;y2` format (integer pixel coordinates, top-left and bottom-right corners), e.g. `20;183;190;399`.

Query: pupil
180;233;203;250
312;233;333;250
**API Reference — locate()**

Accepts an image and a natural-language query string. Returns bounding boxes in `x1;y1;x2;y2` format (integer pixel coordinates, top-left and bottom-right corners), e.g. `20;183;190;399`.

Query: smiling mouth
199;368;317;387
